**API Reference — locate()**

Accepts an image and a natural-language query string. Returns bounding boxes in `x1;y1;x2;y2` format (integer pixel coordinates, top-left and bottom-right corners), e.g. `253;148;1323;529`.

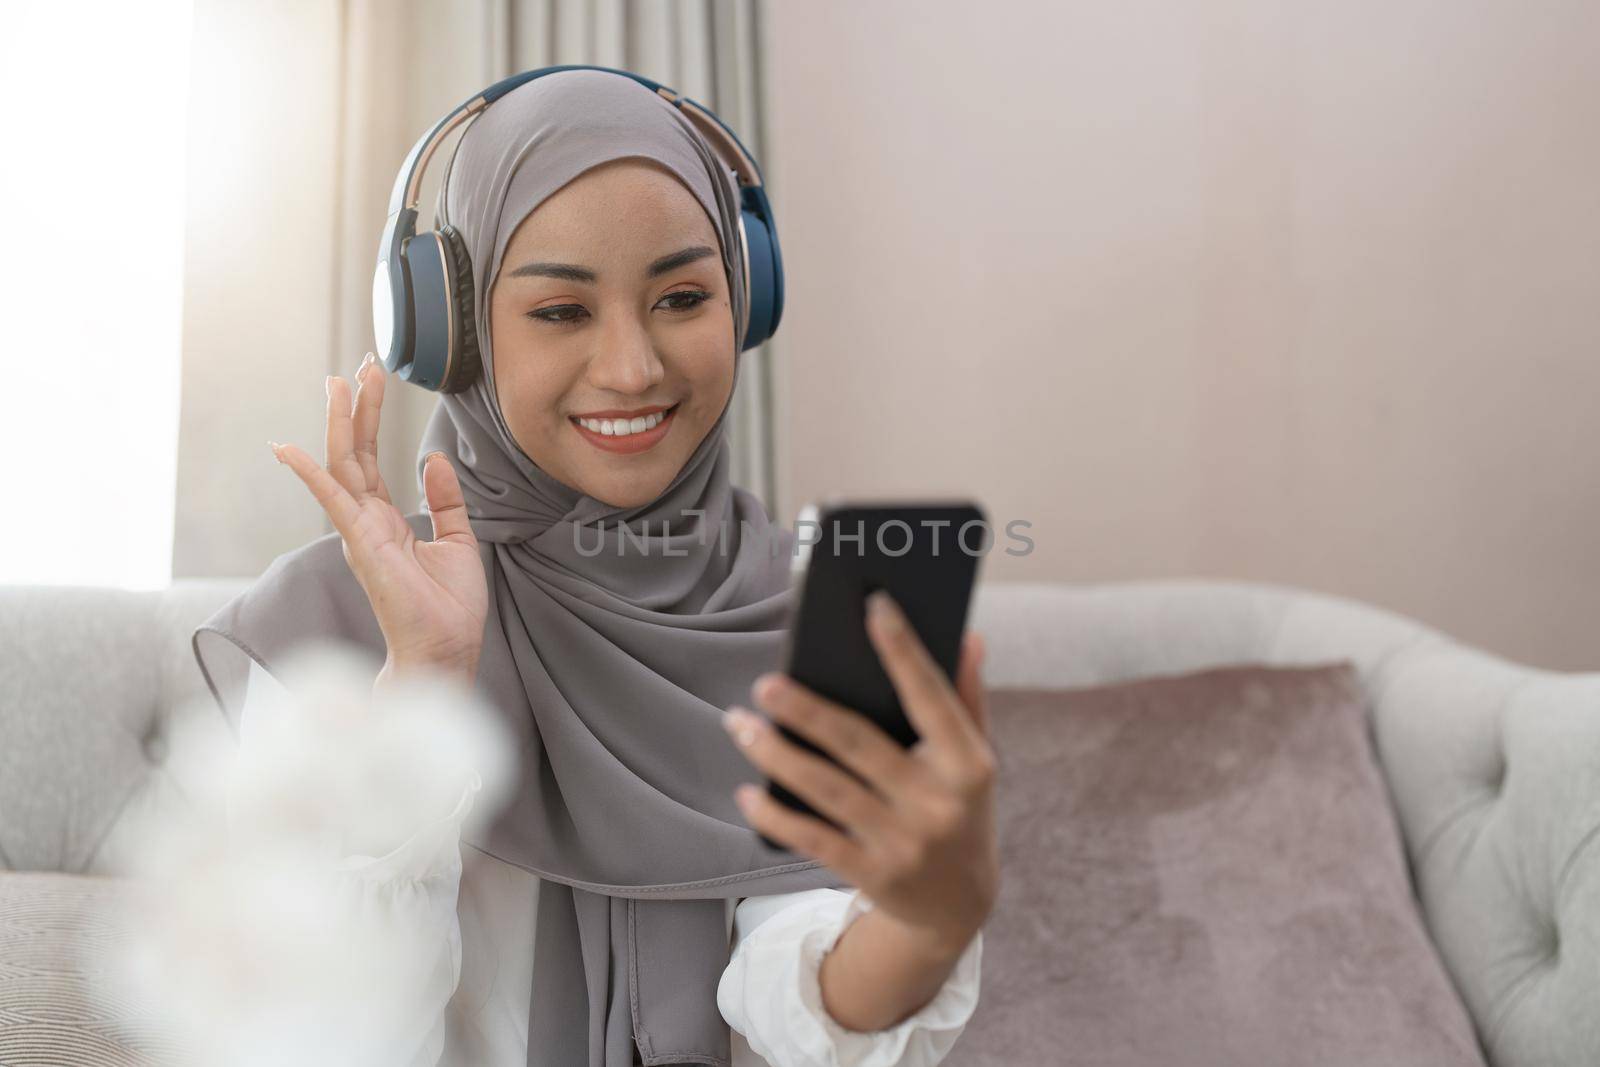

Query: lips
569;402;680;455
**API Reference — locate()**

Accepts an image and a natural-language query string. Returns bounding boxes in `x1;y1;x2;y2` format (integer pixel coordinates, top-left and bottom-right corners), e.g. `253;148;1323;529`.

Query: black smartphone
757;500;989;851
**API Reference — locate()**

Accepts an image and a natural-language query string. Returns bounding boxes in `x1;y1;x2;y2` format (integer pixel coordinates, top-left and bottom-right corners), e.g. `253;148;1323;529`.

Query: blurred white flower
96;641;516;1067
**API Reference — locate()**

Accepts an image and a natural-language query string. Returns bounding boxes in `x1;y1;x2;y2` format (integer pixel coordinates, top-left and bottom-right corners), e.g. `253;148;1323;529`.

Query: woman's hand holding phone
721;590;1000;954
270;353;488;683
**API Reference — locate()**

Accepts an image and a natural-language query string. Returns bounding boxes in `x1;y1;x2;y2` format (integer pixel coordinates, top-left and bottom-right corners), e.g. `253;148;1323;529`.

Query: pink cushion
951;662;1486;1066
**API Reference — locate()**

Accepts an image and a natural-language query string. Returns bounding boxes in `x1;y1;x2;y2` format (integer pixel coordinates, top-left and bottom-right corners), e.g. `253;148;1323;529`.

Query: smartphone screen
757;501;989;850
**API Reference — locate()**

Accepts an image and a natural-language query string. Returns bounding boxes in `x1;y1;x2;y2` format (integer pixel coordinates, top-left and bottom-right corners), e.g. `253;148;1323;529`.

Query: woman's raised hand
271;353;489;681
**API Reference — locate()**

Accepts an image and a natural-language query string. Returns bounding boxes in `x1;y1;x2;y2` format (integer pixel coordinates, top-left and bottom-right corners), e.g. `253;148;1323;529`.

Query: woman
195;69;998;1067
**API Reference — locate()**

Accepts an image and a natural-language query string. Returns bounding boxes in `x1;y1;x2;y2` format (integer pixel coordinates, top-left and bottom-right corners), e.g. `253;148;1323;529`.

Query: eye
527;304;588;325
656;289;711;313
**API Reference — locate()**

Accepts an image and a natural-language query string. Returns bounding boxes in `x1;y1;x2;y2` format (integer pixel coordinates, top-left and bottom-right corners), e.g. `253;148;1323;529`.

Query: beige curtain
174;0;777;579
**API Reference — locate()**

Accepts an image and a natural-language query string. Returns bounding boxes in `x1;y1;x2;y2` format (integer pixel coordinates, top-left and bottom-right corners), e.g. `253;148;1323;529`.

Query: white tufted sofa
1;578;1595;1065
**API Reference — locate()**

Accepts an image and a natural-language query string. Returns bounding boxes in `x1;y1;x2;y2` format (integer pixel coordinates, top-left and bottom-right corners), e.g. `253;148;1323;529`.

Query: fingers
732;782;868;882
423;451;476;546
351;353;390;504
324;374;367;499
749;672;928;802
271;441;363;541
865;591;987;775
723;704;899;843
954;630;990;740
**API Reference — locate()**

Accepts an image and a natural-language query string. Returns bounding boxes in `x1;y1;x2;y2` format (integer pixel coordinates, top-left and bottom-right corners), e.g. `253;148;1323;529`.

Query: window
0;2;194;587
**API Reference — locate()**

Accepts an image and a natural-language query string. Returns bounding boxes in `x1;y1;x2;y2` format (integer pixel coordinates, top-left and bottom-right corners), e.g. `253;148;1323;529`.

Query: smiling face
486;157;737;509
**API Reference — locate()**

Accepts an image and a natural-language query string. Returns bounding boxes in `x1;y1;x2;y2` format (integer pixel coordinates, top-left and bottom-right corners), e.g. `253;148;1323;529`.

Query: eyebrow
505;244;717;283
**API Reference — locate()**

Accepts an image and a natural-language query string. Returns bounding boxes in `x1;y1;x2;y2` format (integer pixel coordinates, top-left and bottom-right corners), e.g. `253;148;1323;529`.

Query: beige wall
765;1;1600;670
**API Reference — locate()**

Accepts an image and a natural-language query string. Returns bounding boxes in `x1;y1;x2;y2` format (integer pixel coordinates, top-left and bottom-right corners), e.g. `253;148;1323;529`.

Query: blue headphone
372;64;785;394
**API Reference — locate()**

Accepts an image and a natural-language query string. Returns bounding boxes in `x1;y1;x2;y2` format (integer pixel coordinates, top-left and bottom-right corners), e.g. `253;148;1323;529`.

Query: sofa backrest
0;581;245;875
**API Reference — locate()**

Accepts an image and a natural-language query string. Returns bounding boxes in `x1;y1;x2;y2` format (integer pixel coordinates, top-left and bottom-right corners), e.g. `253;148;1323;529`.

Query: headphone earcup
437;224;482;393
739;190;784;351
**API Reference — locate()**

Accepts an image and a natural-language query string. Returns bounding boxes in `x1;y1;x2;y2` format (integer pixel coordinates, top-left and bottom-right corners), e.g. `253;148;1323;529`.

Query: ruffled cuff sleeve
718;889;983;1067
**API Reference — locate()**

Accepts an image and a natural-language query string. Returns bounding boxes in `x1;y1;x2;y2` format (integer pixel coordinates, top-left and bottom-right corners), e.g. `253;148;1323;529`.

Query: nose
584;304;665;396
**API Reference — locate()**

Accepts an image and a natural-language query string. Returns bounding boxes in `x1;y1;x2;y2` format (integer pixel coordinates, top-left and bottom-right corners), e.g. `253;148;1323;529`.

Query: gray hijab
193;69;849;1067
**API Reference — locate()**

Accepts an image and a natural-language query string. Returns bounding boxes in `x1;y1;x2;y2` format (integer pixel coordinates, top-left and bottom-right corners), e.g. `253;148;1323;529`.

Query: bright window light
0;2;193;589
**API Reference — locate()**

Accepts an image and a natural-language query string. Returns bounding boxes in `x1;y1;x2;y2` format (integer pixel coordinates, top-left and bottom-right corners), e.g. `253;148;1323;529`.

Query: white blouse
242;662;982;1067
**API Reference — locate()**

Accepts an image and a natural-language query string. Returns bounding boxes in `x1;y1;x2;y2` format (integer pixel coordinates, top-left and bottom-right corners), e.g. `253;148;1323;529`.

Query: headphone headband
385;65;766;218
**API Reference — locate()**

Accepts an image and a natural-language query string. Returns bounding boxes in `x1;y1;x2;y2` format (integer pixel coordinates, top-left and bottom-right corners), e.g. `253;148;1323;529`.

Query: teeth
577;409;668;436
